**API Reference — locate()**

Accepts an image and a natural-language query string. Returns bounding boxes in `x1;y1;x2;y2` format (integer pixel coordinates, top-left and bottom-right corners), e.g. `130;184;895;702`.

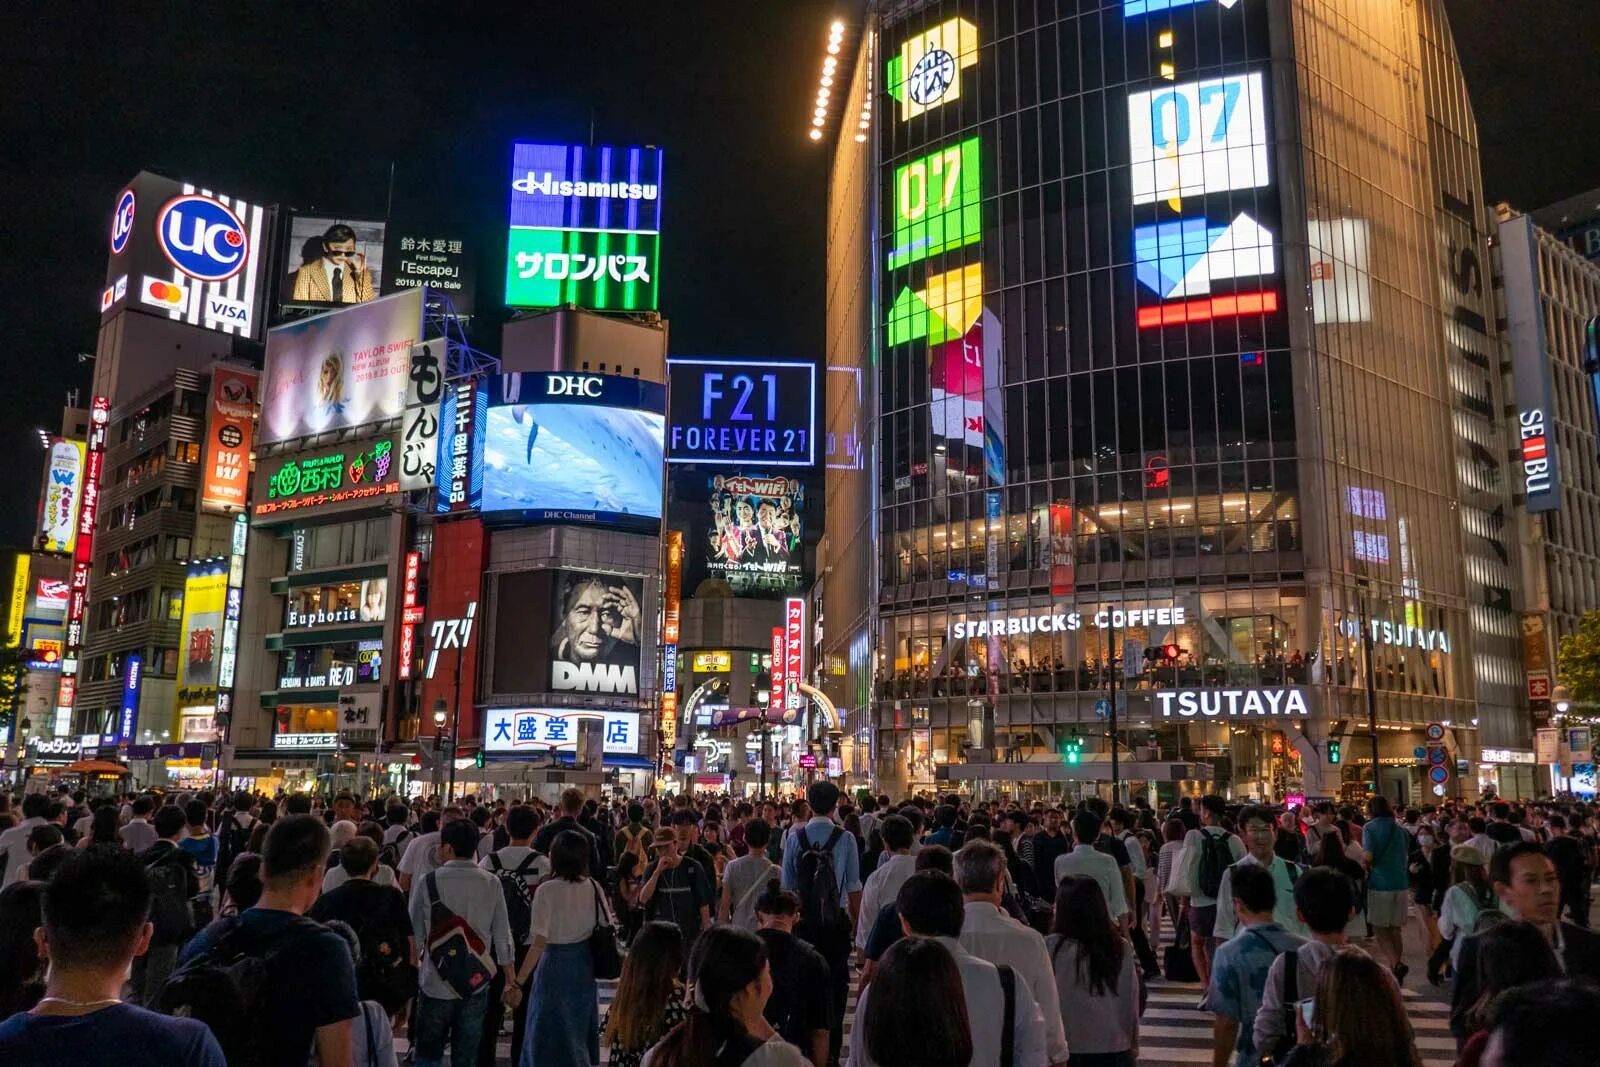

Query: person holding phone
1278;949;1419;1067
1252;869;1358;1063
291;223;375;303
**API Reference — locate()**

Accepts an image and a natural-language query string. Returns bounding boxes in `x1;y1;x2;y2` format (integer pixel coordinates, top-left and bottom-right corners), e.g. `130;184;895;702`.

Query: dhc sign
1155;687;1309;718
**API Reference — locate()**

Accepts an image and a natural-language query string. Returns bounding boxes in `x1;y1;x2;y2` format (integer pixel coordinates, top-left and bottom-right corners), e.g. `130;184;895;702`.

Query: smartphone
1297;998;1315;1028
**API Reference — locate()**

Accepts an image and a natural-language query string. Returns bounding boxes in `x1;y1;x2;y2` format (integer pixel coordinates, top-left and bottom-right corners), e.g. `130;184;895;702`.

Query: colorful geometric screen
886;17;978;121
1128;72;1270;207
890;138;981;270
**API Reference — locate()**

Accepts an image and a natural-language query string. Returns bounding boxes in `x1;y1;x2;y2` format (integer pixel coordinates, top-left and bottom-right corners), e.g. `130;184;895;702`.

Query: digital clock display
667;359;817;467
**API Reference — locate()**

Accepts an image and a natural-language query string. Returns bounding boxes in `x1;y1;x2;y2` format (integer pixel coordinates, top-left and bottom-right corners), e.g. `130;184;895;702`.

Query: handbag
587;878;624;980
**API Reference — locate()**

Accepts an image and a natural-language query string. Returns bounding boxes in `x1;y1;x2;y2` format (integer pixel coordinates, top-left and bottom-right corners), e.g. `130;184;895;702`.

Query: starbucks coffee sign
1155;688;1309;718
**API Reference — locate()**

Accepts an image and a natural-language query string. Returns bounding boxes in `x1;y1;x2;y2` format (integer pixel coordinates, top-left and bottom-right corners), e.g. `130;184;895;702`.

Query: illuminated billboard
479;372;665;528
382;227;477;315
666;359;817;467
37;438;86;554
260;288;422;445
504;142;662;311
1128;72;1270;206
1132;211;1278;328
200;367;258;511
707;474;805;594
889;138;980;270
102;171;272;339
491;568;646;697
282;215;385;308
1500;213;1562;513
484;708;640;756
176;559;227;716
252;437;398;518
886;17;978;121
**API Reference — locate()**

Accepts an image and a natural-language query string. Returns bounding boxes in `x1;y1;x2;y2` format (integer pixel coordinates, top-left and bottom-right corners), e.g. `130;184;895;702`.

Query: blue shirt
0;1003;225;1067
1362;817;1409;892
781;816;862;906
1200;921;1305;1060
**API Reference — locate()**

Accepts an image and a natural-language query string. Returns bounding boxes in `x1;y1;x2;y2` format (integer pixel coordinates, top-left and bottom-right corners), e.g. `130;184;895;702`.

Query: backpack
157;915;319;1067
795;826;847;932
489;851;541;945
1470;886;1507;935
146;848;196;945
354;909;418;1016
214;811;253;889
378;828;412;872
422;870;496;998
1196;829;1234;899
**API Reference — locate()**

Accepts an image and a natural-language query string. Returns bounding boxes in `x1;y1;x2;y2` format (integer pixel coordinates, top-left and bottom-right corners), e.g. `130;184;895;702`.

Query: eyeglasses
326;247;357;256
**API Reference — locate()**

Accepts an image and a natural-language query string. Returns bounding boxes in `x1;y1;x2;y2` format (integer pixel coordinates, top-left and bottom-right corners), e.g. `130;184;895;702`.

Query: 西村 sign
484;708;640;756
1154;688;1309;718
255;440;397;516
951;605;1187;640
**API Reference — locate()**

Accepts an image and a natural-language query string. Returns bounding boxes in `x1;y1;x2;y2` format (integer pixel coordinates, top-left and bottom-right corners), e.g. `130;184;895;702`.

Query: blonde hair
318;354;344;405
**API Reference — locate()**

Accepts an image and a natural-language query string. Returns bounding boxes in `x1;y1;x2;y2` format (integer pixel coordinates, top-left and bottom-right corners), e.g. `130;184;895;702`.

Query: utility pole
1108;619;1120;803
448;646;462;802
1358;588;1381;797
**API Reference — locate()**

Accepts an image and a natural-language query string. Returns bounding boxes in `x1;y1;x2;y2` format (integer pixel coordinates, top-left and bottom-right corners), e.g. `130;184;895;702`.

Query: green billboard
889;136;981;270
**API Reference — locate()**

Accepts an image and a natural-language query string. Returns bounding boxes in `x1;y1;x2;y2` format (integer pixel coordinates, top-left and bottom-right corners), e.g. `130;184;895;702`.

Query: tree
1556;610;1600;706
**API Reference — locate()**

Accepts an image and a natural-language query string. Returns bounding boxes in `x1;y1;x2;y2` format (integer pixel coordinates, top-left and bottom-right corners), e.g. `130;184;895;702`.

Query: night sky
1;1;1596;547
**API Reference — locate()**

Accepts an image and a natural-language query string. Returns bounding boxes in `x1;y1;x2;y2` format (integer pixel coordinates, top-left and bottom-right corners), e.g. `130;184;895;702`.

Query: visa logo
204;294;251;327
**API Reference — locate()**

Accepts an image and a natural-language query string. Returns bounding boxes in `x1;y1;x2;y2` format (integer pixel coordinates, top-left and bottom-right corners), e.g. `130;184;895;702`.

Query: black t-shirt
862;901;904;962
179;907;359;1065
759;928;832;1048
307;878;412;1004
0;1003;225;1067
1095;832;1132;869
534;816;604;873
643;858;712;939
1547;836;1589;890
683;843;718;888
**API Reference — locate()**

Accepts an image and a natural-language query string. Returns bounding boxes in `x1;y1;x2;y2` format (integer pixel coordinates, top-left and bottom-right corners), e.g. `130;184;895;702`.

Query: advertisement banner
35;577;68;613
119;653;144;743
260;288;423;445
253;437;398;518
419;518;488;736
1047;502;1074;596
1501;213;1562;513
398;550;421;682
503;142;663;312
706;474;804;594
784;597;805;712
666;359;817;467
548;571;643;696
479;374;664;526
37;438;85;554
435;379;485;513
200;367;258;511
58;397;108;720
175;561;227;715
1536;728;1560;764
6;554;27;649
281;215;386;308
102;171;272;338
382;227;476;315
401;340;444;492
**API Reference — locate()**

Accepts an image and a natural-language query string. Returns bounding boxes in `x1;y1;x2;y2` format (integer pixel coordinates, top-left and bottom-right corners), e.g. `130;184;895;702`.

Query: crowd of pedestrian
0;783;1594;1066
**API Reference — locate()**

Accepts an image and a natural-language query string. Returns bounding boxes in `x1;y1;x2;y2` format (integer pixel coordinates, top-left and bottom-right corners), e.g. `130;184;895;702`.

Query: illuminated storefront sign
666;359;817;467
218;515;246;691
57;396;108;719
118;653;144;742
1518;408;1555;505
768;627;786;719
484;708;640;755
398;550;422;681
890;138;980;269
401;340;443;492
175;559;226;723
200;367;258;511
255;440;398;516
691;651;732;673
26;736;81;765
423;602;476;680
661;531;682;753
1501;213;1561;513
37;438;86;555
435;379;484;513
784;597;805;712
886;17;978;121
1128;72;1270;207
951;605;1188;640
1482;747;1536;765
1335;616;1451;654
6;555;27;650
1155;687;1309;718
271;732;338;750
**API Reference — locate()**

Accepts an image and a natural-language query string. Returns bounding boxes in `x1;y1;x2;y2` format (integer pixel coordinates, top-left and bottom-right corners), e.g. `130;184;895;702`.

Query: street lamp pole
449;647;462;802
1357;587;1382;797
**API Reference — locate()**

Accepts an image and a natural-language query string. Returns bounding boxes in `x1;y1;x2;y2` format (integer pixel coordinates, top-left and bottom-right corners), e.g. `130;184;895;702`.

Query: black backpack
354;910;418;1016
378;828;412;872
795;826;847;932
1196;829;1234;899
214;811;252;889
157;916;318;1067
146;849;195;945
489;852;541;946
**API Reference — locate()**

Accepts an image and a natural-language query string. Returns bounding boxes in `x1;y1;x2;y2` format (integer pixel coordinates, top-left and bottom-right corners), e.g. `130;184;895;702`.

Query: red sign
1047;502;1074;596
398;551;421;681
59;396;109;716
200;367;258;510
769;627;785;718
1528;672;1551;700
784;597;805;712
418;518;485;738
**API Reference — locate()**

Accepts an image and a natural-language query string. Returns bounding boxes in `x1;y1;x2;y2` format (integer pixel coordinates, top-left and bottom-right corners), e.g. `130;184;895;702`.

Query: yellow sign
174;563;228;728
7;554;28;648
888;17;979;121
691;651;732;673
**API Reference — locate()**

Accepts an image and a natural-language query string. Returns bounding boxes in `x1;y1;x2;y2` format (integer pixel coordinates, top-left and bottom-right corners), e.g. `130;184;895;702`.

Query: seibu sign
1156;688;1309;718
952;605;1185;640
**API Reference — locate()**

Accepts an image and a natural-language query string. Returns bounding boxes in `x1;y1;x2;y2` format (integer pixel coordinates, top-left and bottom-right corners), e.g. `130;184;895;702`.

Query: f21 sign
667;359;816;467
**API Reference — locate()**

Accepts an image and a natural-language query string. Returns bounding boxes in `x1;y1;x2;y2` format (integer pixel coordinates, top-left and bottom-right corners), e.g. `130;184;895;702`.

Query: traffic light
1162;643;1181;661
474;748;485;770
1063;731;1082;765
1327;739;1341;765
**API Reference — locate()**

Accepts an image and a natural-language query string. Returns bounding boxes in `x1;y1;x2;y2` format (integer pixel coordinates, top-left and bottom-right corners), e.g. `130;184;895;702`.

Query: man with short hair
0;793;49;885
1360;795;1411;979
1480;978;1600;1067
1251;867;1360;1058
131;804;199;1005
308;836;415;1016
1030;807;1070;892
925;804;959;847
670;808;718;889
1174;794;1247;984
720;818;778;931
0;850;225;1065
860;844;954;985
640;827;712;957
177;800;218;926
1543;814;1591;928
1201;863;1305;1067
781;781;862;1063
533;786;604;874
408;817;514;1067
1451;841;1600;1041
846;872;1049;1067
1214;806;1308;942
477;805;547;1066
119;796;160;854
855;814;917;951
398;804;464;892
1053;809;1129;926
955;840;1069;1067
177;815;360;1066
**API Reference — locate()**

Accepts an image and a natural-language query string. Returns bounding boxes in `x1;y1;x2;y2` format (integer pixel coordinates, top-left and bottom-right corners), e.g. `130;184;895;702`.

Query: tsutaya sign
951;605;1186;640
1156;688;1309;718
1336;616;1451;653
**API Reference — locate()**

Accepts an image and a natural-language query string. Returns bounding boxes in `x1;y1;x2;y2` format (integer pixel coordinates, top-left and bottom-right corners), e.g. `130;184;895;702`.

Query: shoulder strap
818;826;845;853
364;1002;380;1067
735;857;775;915
1283;947;1299;1007
998;963;1016;1067
514;852;540;877
424;869;442;909
489;853;503;872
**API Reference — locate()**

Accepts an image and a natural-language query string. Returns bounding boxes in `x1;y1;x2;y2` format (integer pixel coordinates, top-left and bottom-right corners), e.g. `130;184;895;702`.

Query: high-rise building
822;0;1526;802
1495;202;1600;797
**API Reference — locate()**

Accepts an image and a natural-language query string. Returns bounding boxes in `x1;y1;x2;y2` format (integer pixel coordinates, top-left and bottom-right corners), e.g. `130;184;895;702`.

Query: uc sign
157;194;249;283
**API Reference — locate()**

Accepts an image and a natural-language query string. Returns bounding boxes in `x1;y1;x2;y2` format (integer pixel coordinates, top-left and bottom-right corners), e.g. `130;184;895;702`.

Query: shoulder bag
588;878;624;979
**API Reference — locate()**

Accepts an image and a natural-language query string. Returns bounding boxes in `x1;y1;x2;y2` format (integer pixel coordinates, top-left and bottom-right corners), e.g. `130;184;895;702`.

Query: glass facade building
824;0;1527;803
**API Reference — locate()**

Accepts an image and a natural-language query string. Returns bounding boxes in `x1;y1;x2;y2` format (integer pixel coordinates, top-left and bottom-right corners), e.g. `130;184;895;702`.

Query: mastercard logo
141;276;189;308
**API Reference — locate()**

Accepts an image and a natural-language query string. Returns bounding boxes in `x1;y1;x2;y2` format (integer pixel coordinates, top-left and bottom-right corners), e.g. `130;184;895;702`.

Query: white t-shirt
529;877;611;945
645;1034;807;1067
324;862;397;893
397;831;442;881
479;845;550;887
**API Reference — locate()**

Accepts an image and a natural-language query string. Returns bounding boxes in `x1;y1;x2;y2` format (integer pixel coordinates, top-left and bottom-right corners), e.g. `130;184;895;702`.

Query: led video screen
481;402;664;527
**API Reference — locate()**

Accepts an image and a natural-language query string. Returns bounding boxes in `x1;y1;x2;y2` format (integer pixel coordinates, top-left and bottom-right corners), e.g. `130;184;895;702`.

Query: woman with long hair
1046;876;1140;1066
853;937;972;1067
1155;817;1186;942
0;881;46;1019
1283;948;1419;1067
508;830;614;1067
79;805;121;850
1314;832;1369;938
603;922;688;1067
1433;844;1499;982
642;925;806;1067
1450;920;1561;1057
